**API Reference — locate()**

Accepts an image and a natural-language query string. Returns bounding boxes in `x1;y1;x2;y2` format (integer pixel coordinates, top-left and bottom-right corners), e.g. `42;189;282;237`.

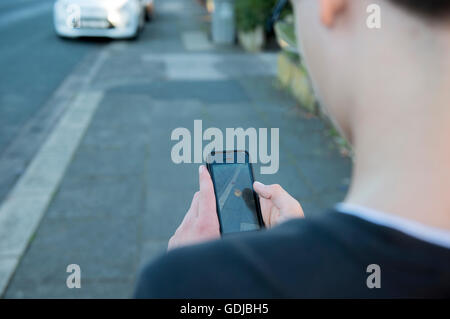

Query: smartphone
206;150;265;235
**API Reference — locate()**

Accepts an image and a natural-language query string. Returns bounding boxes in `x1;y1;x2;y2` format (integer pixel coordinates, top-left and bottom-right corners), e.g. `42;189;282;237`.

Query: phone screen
208;156;263;234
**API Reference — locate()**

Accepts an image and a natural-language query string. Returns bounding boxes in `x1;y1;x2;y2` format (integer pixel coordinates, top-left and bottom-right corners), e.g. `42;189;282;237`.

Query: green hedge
235;0;277;32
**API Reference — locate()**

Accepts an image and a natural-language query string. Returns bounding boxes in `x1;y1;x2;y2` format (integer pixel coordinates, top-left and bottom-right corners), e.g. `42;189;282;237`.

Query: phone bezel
206;150;265;235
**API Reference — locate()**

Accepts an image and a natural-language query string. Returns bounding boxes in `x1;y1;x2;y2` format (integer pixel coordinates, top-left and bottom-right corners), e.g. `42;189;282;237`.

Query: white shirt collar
335;202;450;249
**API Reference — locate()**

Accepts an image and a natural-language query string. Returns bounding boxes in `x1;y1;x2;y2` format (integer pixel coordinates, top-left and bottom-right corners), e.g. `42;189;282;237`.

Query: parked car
54;0;153;39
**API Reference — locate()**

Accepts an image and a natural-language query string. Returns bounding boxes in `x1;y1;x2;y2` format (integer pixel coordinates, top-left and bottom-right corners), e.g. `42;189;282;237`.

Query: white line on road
0;91;103;296
142;53;278;80
181;31;213;52
0;47;110;296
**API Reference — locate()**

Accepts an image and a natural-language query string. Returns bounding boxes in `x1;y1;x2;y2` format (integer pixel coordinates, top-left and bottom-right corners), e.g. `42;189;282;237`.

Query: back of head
293;0;450;144
291;0;450;229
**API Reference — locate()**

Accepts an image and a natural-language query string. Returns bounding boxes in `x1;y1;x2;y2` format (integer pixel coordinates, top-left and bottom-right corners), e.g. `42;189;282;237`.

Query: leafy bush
274;15;298;56
235;0;277;32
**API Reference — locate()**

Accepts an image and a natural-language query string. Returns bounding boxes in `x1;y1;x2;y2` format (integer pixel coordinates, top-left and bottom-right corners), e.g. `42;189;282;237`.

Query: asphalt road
0;0;110;203
0;0;107;155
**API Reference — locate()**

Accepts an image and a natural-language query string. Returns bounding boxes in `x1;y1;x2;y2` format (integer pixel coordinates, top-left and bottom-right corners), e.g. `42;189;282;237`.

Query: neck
344;28;450;229
344;81;450;230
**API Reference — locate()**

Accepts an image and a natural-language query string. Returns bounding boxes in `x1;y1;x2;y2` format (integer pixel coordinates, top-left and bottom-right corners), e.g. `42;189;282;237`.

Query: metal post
212;0;235;45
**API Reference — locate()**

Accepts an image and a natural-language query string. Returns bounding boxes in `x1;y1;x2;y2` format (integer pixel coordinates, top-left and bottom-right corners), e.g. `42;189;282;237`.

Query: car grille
79;18;112;29
78;6;112;29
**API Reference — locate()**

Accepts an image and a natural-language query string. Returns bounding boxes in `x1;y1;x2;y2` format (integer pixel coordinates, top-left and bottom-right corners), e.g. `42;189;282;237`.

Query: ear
319;0;347;27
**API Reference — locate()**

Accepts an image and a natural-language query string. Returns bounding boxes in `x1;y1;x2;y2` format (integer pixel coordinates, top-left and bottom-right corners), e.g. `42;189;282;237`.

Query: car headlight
106;0;132;10
107;0;139;27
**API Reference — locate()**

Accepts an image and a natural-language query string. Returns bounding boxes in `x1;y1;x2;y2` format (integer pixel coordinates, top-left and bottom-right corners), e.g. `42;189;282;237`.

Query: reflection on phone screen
211;163;260;234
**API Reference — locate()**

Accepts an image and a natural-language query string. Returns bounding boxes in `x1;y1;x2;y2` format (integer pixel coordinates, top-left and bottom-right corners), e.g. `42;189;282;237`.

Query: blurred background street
0;0;351;298
0;0;107;203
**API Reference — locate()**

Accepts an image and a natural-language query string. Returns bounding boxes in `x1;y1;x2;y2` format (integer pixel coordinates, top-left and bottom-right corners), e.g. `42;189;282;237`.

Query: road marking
142;53;278;80
0;48;109;297
181;31;213;51
0;2;52;29
144;53;225;80
0;91;103;296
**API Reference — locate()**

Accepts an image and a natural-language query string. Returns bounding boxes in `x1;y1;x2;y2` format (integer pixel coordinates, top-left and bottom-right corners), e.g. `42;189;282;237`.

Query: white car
54;0;153;39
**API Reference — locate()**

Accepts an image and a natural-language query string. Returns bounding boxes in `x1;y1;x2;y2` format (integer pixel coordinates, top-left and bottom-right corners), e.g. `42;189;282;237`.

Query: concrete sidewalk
2;0;351;298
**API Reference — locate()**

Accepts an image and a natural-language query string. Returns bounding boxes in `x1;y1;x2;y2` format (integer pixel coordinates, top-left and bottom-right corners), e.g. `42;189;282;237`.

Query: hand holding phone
168;165;220;250
168;151;303;249
207;150;265;235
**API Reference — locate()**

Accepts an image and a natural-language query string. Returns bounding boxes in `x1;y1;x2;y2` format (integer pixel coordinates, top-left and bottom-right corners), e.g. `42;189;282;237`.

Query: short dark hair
391;0;450;17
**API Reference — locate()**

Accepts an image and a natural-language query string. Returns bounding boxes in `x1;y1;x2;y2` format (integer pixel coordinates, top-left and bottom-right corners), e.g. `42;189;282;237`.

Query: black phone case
206;151;265;235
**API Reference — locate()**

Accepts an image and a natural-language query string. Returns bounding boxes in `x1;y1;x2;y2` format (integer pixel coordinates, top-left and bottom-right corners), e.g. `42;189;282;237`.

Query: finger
254;182;296;210
167;236;177;250
190;191;200;217
253;181;272;199
254;182;276;226
258;196;274;226
198;165;216;217
190;191;200;209
180;192;200;225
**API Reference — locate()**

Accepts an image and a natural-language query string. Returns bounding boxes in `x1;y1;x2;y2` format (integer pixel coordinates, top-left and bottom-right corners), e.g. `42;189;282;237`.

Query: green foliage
274;16;297;55
235;0;277;32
